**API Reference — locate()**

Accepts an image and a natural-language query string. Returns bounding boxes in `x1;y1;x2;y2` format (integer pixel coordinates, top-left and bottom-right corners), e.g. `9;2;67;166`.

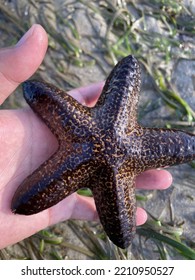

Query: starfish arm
23;80;94;141
130;126;195;173
92;166;136;249
11;144;95;215
93;55;141;133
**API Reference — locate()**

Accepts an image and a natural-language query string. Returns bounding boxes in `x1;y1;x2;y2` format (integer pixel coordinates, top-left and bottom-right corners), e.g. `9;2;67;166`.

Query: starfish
11;55;195;249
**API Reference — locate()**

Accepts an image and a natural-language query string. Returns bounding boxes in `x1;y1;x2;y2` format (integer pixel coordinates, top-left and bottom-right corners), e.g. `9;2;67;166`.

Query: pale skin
0;24;173;249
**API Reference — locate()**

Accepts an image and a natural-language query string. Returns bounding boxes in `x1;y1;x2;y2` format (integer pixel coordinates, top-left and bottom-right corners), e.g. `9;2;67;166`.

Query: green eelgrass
137;227;195;260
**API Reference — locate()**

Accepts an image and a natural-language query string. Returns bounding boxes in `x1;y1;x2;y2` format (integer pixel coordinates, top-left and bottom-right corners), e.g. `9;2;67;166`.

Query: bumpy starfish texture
11;55;195;248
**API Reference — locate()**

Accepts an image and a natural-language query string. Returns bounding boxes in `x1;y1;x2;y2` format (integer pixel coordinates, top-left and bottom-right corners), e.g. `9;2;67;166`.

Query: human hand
0;24;172;249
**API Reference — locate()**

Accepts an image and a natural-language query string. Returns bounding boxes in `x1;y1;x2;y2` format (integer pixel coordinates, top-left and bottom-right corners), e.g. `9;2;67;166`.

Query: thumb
0;24;48;105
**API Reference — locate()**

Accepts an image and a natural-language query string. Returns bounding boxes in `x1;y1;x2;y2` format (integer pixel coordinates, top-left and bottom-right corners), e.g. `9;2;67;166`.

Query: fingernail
16;25;35;47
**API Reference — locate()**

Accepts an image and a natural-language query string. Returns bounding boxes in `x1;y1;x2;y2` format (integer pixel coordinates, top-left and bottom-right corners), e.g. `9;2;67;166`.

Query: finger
49;193;98;223
48;194;147;227
68;81;104;106
0;24;48;105
136;207;147;226
136;169;173;190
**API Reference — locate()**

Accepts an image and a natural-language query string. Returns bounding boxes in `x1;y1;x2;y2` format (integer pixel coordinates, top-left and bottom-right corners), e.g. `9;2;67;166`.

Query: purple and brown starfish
11;55;195;248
